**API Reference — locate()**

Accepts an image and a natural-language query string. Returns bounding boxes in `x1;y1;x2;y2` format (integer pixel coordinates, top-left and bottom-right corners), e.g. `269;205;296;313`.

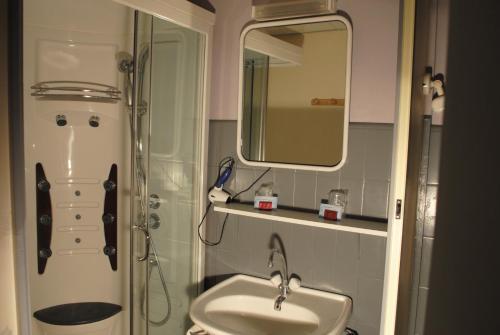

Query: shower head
116;51;133;73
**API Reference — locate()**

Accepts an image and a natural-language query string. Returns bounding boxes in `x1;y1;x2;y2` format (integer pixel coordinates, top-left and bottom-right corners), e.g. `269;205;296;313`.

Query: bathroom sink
189;274;352;335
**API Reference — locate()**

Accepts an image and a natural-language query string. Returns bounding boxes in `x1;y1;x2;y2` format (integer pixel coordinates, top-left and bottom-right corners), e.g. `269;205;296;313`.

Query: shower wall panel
22;1;133;334
146;18;205;335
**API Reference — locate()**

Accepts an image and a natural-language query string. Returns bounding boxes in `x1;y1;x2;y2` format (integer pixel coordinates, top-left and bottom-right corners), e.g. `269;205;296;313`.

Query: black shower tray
33;302;121;326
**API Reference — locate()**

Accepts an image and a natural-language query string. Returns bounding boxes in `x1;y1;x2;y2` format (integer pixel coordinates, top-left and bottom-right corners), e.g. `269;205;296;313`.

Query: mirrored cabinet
237;15;352;171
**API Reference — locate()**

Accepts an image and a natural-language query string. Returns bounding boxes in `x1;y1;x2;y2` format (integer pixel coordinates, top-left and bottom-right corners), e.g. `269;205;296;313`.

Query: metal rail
31;81;121;103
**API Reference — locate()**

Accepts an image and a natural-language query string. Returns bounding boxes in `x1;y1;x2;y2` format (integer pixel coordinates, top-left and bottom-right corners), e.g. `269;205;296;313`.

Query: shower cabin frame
11;1;215;334
114;0;216;329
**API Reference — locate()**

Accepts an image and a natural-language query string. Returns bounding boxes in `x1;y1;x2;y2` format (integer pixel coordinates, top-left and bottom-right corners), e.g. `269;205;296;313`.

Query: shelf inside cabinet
213;202;387;237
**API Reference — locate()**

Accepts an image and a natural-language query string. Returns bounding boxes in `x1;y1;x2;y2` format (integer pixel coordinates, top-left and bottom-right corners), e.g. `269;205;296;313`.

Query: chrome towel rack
31;81;121;103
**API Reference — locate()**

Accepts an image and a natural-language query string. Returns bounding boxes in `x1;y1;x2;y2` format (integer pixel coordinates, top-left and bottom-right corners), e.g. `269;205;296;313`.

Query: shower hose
120;52;172;326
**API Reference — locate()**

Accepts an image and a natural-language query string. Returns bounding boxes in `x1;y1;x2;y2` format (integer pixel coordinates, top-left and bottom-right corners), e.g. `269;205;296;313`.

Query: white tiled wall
204;120;393;334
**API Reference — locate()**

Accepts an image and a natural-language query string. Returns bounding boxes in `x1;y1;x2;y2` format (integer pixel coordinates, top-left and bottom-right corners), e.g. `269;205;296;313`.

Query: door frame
381;0;416;333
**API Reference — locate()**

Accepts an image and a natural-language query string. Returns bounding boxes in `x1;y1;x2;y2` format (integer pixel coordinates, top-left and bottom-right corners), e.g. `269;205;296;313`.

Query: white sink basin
190;274;352;335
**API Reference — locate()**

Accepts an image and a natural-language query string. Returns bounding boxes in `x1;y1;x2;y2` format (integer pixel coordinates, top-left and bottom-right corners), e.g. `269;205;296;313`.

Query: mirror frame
237;14;353;171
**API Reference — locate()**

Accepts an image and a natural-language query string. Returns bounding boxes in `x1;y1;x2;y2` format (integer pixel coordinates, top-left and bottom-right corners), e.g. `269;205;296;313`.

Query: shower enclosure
130;12;207;335
16;1;213;335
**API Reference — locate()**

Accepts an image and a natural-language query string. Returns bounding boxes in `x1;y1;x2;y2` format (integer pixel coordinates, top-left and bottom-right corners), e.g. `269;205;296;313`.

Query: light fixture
252;0;338;21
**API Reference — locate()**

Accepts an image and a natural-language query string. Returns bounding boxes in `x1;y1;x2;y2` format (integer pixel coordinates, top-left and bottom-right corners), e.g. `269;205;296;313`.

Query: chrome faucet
268;248;289;311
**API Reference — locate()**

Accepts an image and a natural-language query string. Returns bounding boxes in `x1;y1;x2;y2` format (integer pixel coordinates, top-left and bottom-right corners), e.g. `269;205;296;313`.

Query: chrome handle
133;225;150;262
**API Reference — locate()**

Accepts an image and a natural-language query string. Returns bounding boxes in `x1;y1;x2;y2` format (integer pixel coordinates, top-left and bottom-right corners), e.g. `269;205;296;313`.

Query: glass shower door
131;11;152;335
131;12;205;335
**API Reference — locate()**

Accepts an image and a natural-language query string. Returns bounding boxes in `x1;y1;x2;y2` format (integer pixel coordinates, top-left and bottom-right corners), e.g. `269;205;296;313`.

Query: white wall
209;0;253;120
209;0;401;123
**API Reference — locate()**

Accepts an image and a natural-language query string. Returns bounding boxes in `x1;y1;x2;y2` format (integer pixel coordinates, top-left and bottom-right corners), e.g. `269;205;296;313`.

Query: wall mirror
237;15;352;171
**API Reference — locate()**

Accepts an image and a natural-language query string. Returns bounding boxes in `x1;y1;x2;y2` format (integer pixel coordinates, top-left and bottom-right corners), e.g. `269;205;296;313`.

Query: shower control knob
89;115;100;128
149;194;161;209
103;245;116;256
56;114;67;126
39;214;52;226
148;213;161;229
37;179;51;192
102;213;115;225
39;248;52;259
103;180;116;192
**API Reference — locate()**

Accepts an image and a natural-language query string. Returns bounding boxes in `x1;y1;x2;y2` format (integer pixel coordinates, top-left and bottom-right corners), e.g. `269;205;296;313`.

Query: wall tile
235;168;258;202
356;277;384;328
340;178;364;215
354;321;380;335
234;217;256;271
271;221;293;255
332;232;360;297
315;171;341;209
330;272;359;302
363;180;390;217
273;169;294;207
365;126;393;180
204;247;218;278
346;316;359;332
288;225;315;284
414;287;429;335
293;171;317;209
341;126;366;180
252;167;274;195
160;200;193;244
205;210;224;243
334;232;360;273
423;216;435;239
423;185;438;237
312;229;337;290
207;120;222;167
160;240;191;285
427;127;442;185
419;237;434;288
215;250;240;276
220;120;238;159
216;214;238;252
206;165;217;190
237;217;273;276
359;235;387;279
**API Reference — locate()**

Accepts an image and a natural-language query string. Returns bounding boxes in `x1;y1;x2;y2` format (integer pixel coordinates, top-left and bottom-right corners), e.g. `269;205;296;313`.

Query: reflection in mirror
240;18;351;169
